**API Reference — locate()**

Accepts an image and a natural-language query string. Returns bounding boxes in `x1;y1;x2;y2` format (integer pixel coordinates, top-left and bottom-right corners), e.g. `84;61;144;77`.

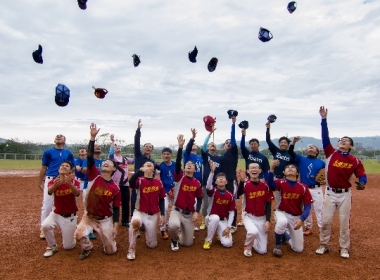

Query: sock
275;232;284;246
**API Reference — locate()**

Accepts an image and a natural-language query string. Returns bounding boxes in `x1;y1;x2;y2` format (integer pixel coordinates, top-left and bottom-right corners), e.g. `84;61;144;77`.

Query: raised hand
209;161;216;173
177;134;185;148
209;126;217;136
241;128;246;136
292;136;301;144
270;159;280;170
231;115;236;124
137;119;143;129
110;134;115;142
319;106;328;119
265;121;271;129
191;128;197;139
90;123;100;139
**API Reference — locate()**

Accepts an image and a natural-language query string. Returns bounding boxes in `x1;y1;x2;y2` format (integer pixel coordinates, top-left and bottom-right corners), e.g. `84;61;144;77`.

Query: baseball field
0;161;379;280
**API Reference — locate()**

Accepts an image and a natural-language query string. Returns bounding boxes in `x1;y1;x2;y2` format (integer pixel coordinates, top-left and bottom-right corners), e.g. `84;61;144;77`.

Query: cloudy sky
0;0;379;147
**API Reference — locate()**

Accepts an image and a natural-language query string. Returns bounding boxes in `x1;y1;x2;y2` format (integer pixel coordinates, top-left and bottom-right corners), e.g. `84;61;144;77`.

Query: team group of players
37;106;367;260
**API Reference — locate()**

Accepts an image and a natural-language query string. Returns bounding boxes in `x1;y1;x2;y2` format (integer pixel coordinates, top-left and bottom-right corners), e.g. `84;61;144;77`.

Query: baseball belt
87;214;109;220
59;213;76;218
175;207;192;215
327;187;349;193
308;185;321;189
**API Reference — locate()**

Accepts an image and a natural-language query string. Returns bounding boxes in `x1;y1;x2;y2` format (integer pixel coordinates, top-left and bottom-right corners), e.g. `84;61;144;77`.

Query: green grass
0;159;379;174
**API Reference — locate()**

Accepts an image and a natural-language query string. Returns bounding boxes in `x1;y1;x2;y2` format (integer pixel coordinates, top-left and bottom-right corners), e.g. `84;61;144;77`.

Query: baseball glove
355;182;365;190
315;168;326;185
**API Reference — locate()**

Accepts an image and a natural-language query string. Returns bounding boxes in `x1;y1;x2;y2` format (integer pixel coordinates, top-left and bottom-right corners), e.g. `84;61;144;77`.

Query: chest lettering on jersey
282;192;300;199
195;162;202;172
248;155;262;162
182;184;197;192
56;189;72;196
332;160;353;169
276;152;290;161
216;198;229;205
142;186;160;193
248;190;265;199
94;187;113;197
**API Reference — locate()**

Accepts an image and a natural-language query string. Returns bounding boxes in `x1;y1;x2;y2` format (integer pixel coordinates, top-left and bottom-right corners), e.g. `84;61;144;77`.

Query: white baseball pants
168;209;194;247
129;210;159;254
243;213;267;254
205;215;233;247
75;215;117;254
304;187;323;230
41;212;77;249
320;188;352;250
274;210;304;252
40;177;54;226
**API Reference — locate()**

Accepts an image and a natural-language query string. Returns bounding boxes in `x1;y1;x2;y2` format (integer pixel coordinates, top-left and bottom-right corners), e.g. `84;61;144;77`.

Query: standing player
240;128;269;179
203;163;235;250
265;121;294;208
74;147;87;193
108;134;134;227
200;127;221;230
315;106;367;259
168;134;203;252
288;137;325;235
127;162;165;260
37;134;75;239
41;161;80;257
220;115;239;233
74;123;121;260
158;147;176;239
267;160;313;257
132;119;156;217
236;163;273;257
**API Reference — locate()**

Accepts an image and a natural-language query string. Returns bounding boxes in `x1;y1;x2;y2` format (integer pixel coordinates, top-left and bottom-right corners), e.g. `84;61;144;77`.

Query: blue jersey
74;157;86;179
41;147;75;177
183;138;203;182
159;161;176;193
294;154;325;186
82;157;104;189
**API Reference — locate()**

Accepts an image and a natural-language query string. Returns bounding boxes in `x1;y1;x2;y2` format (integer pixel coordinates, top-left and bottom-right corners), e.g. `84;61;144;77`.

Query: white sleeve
227;210;234;228
206;173;214;190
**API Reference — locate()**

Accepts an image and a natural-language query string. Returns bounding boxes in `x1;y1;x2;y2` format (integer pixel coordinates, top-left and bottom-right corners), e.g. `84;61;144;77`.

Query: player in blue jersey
74;147;87;193
183;128;203;183
37;134;75;239
240;128;269;179
288;136;325;236
220;115;239;233
200;127;221;230
265;121;294;208
157;147;176;239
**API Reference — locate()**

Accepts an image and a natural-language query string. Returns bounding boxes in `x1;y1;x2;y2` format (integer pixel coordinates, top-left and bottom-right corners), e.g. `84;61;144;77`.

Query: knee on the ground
146;239;158;248
63;242;76;250
221;239;233;248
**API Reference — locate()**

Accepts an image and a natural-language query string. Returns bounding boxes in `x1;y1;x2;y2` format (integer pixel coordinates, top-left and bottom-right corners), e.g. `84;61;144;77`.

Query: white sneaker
171;240;179;252
194;227;199;231
315;245;329;255
243;246;252;257
127;251;135;260
43;245;58;257
340;248;350;259
230;226;237;234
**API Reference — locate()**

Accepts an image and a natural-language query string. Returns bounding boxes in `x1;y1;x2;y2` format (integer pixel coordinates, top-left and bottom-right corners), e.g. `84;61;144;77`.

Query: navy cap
55;84;70;107
238;120;249;129
188;46;198;63
32;44;43;64
208;57;218;72
78;0;87;10
267;114;277;123
227;110;238;119
287;2;297;14
132;54;141;67
258;27;273;42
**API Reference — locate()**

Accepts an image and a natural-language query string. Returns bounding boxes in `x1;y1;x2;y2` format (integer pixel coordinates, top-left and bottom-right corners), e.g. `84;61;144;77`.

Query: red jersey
208;188;236;218
275;180;312;216
242;180;273;217
324;143;366;189
174;170;202;212
86;164;121;217
133;176;165;215
48;178;80;215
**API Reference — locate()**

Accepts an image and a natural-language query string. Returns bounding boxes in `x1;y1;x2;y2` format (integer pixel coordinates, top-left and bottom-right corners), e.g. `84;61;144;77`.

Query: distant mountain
0;138;6;143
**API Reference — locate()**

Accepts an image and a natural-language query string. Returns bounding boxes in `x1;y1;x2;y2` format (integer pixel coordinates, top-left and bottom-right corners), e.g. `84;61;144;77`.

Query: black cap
208;57;218;72
78;0;87;10
258;27;273;42
227;110;238;119
287;2;297;14
188;46;198;63
238;120;249;129
32;44;43;64
132;54;141;67
267;114;277;123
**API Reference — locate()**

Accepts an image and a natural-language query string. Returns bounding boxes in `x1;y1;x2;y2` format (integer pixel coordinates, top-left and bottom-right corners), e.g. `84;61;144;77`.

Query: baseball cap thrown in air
55;84;70;107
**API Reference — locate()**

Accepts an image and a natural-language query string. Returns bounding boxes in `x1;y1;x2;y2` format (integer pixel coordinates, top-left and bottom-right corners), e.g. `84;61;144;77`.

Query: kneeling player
127;162;165;260
237;163;273;257
203;163;235;250
41;161;80;257
267;160;313;257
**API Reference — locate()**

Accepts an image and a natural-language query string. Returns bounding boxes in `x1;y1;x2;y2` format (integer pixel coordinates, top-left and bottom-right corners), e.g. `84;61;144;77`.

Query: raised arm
176;134;185;175
185;128;197;158
108;134;115;159
265;122;277;155
230;116;236;147
202;128;215;152
134;119;143;158
240;129;249;159
288;136;301;160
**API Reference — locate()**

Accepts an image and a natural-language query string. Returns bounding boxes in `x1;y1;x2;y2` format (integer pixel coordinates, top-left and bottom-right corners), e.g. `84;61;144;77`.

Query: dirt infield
1;174;379;280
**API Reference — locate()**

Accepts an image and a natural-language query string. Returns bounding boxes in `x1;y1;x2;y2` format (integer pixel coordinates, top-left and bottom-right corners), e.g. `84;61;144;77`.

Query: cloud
0;0;379;146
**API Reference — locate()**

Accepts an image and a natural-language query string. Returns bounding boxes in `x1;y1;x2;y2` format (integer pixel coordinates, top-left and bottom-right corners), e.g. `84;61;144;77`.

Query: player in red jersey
315;106;367;259
127;162;166;260
168;134;203;252
237;163;274;257
203;163;236;250
74;123;121;260
267;160;313;257
41;160;80;258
